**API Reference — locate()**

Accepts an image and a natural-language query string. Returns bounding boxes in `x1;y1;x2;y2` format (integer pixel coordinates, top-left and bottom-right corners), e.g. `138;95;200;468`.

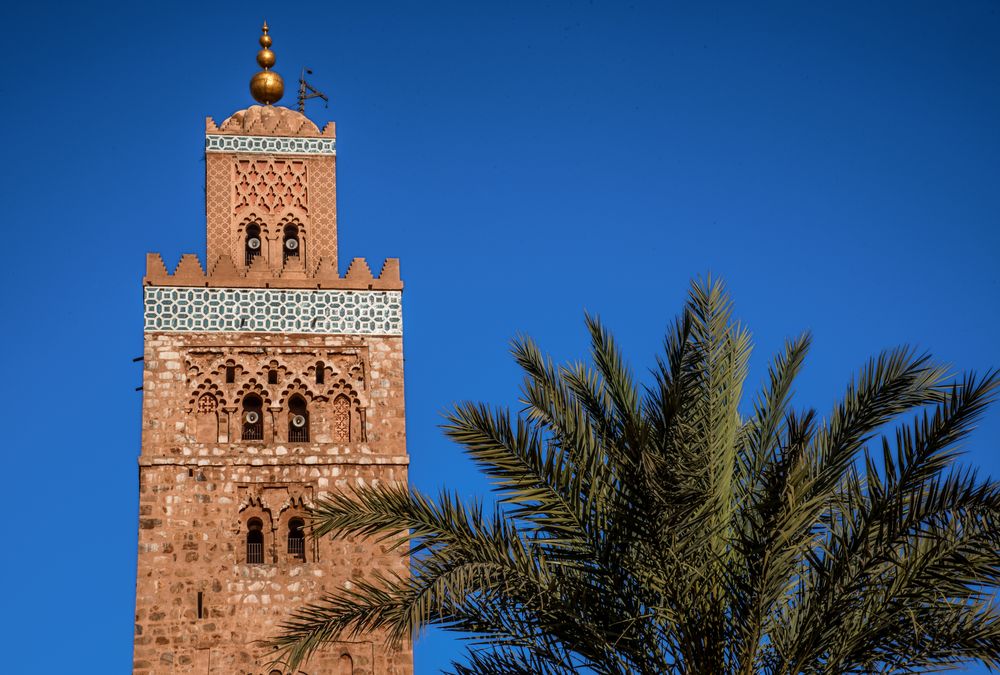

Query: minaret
134;25;412;675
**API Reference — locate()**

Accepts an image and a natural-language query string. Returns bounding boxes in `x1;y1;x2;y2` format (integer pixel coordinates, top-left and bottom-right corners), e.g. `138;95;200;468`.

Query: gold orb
250;70;284;104
256;48;276;68
259;34;272;48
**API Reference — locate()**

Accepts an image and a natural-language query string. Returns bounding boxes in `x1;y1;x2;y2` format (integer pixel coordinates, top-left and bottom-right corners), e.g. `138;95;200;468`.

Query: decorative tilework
205;135;336;156
144;287;401;335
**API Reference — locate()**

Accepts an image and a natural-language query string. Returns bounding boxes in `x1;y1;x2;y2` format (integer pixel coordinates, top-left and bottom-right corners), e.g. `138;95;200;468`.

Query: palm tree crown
270;278;1000;674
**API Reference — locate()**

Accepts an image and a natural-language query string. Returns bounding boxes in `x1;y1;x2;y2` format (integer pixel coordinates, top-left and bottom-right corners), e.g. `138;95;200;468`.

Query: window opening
242;394;264;441
247;518;264;564
225;366;235;383
197;591;203;619
245;223;262;266
288;517;306;561
315;361;325;385
268;370;278;385
283;224;300;262
288;395;309;443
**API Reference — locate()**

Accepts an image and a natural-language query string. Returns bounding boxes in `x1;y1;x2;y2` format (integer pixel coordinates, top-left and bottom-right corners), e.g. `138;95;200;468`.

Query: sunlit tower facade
133;24;412;675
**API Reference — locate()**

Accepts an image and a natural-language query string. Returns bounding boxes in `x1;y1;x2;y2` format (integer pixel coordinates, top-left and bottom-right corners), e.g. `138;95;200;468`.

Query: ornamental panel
144;287;401;335
205;135;337;156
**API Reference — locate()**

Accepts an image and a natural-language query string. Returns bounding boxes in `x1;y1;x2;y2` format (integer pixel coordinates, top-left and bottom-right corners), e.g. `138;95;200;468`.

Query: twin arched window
237;393;315;443
243;222;304;267
246;516;308;565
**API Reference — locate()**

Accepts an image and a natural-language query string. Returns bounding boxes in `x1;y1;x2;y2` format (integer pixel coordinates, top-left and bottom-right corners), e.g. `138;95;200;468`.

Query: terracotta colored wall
137;104;409;673
205;152;337;273
134;332;412;674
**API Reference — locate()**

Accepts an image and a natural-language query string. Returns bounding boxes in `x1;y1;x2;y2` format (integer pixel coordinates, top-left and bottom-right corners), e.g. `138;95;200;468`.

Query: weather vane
298;68;330;114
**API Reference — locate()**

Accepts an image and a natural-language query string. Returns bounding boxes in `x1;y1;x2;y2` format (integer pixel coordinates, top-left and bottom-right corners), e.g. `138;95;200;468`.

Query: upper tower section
144;23;401;294
204;24;339;281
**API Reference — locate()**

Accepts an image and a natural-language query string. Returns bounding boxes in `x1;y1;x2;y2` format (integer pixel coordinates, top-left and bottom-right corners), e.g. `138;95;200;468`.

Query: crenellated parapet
144;253;402;290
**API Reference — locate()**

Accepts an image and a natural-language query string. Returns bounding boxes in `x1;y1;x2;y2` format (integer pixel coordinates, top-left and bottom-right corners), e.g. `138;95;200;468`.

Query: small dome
217;106;321;136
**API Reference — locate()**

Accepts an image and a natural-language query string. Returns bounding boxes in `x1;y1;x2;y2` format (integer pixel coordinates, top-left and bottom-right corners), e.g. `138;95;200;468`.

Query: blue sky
3;1;998;672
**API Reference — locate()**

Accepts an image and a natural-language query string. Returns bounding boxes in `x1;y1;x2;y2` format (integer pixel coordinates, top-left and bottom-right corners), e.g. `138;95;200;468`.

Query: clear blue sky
3;1;998;672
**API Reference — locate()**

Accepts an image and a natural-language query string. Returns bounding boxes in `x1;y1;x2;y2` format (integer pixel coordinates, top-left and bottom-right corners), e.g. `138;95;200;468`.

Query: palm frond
269;278;1000;675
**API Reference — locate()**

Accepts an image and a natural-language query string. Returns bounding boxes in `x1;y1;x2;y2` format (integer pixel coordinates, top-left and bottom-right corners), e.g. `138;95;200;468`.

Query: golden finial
249;21;284;105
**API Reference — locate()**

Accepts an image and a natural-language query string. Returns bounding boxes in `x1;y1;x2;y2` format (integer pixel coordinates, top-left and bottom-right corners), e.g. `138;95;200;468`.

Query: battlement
144;253;402;290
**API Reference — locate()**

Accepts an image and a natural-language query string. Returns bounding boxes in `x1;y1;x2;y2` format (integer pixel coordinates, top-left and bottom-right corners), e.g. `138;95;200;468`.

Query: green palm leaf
267;278;1000;675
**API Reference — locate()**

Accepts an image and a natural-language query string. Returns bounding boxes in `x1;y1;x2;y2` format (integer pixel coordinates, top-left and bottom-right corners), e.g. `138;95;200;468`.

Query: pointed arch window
288;395;309;442
245;223;262;267
247;517;264;564
283;224;300;262
288;517;306;561
242;394;264;441
332;394;351;443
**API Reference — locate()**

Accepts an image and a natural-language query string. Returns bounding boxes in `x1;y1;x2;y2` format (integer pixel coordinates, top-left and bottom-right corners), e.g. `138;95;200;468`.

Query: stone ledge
139;455;410;467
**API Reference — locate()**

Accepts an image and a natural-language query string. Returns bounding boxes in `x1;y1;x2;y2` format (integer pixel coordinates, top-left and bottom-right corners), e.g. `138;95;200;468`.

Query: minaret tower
134;25;412;675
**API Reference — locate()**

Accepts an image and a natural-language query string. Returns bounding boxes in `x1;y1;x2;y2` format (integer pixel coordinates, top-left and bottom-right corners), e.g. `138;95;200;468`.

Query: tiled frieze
205;134;336;155
144;287;402;335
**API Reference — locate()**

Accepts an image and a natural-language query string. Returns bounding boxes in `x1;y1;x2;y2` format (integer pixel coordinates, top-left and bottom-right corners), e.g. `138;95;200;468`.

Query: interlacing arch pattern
235;213;267;240
277;211;308;233
185;352;369;444
235;381;273;408
279;379;319;407
233;158;309;216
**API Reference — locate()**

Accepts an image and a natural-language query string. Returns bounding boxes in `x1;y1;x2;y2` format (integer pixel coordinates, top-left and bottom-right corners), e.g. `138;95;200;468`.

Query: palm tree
269;278;1000;674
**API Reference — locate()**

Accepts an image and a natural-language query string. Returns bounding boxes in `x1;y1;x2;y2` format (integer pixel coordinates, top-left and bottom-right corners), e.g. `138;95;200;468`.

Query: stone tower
133;25;412;675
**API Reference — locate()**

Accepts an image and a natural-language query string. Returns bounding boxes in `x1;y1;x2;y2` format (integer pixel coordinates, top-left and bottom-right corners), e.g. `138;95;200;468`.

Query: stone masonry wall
134;331;411;674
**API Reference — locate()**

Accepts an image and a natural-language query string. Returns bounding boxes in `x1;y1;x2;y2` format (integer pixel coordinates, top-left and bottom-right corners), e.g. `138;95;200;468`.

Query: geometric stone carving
206;134;336;156
144;287;402;335
234;160;308;215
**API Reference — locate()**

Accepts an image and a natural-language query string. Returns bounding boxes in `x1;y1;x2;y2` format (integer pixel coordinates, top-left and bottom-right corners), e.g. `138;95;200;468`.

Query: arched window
245;223;262;266
283;224;300;262
242;394;264;441
315;361;325;385
339;653;353;675
288;517;306;561
332;394;351;443
247;518;264;564
288;394;309;443
196;393;219;443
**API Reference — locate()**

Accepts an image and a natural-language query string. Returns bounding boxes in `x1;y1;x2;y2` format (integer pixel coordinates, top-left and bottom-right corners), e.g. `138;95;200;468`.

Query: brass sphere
259;34;272;48
256;48;276;68
250;70;284;104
